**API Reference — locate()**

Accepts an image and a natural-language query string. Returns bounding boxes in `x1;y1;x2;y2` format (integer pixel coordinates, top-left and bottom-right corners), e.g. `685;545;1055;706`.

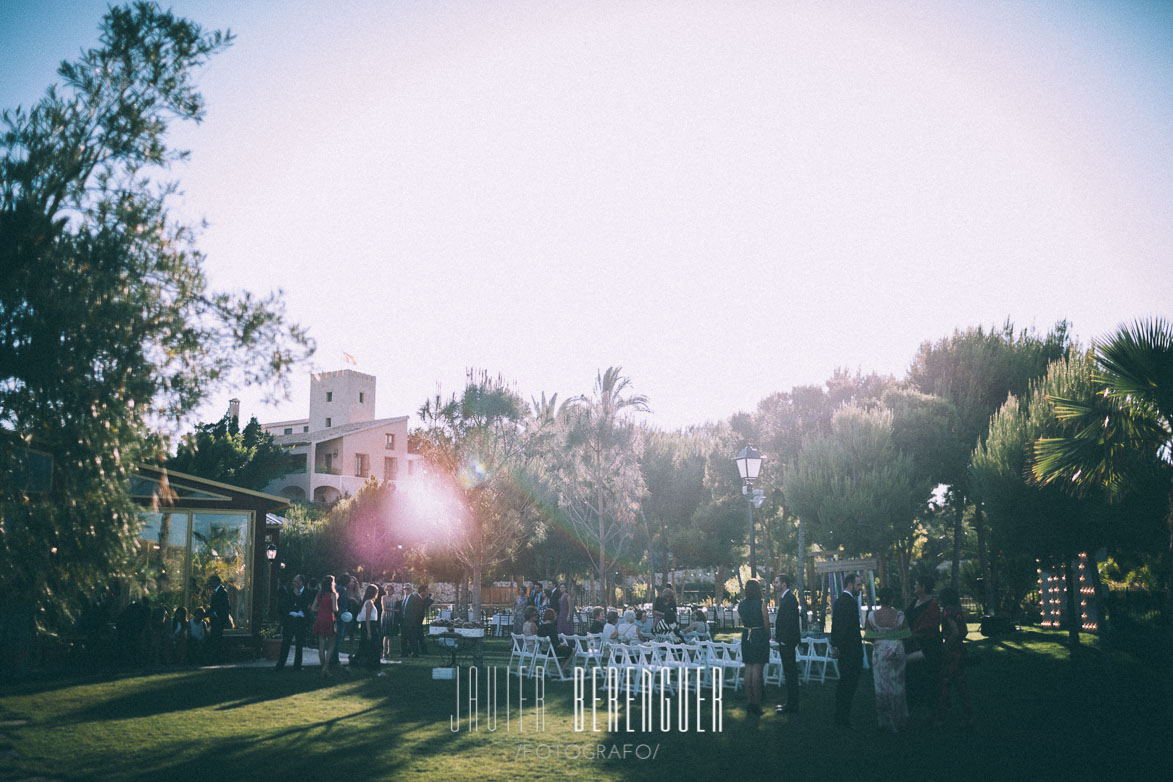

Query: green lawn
0;628;1166;781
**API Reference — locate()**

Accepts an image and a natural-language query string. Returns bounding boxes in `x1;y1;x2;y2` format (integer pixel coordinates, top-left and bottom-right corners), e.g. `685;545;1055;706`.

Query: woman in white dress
864;586;910;733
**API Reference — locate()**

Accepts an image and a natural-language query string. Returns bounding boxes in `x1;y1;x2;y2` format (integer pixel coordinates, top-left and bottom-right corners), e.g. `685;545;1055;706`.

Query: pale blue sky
4;1;1171;433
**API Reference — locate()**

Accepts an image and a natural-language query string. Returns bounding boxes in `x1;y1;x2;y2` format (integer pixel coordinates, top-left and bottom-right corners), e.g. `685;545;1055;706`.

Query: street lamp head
265;542;278;561
733;445;765;483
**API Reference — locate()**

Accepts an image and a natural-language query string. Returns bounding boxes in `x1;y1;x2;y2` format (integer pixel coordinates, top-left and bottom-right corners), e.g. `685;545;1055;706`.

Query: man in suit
774;574;801;714
207;575;231;664
274;574;309;671
398;586;414;656
830;572;863;728
402;583;433;657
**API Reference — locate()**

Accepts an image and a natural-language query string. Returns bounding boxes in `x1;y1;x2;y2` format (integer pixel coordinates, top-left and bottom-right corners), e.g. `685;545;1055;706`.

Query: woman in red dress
312;575;339;678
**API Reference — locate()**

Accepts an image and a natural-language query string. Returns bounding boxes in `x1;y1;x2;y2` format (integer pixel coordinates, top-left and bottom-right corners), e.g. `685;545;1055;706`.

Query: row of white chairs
509;632;841;690
508;634;744;691
764;637;840;686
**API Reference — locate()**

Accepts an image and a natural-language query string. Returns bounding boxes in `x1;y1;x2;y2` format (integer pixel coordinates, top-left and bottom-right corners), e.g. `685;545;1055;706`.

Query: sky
3;0;1172;435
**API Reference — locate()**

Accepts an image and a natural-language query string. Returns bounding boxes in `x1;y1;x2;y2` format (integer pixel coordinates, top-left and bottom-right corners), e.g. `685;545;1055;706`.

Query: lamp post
265;541;277;620
733;445;765;578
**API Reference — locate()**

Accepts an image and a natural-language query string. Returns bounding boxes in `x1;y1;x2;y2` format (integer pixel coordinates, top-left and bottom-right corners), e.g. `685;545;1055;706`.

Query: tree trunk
974;503;997;615
796;519;805;599
471;562;483;623
1163;500;1173;671
951;499;964;591
715;565;725;604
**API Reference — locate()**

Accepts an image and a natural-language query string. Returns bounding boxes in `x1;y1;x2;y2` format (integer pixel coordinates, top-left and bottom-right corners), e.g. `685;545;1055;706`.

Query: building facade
260;370;419;503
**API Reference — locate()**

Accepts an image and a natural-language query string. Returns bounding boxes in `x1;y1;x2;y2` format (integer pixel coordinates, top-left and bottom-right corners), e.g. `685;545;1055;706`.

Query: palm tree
1032;318;1173;653
559;367;650;604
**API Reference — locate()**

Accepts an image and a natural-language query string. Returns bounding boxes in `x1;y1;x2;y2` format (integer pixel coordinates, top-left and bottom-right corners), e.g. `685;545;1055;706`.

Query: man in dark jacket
774;574;801;714
274;574;310;671
402;584;433;657
207;575;231;664
830;572;863;728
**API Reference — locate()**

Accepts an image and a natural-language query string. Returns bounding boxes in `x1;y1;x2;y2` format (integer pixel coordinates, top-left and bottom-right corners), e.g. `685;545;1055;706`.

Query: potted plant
259;623;282;659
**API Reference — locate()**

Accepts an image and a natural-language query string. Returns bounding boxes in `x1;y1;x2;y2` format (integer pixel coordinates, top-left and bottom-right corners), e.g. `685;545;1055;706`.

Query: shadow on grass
0;629;1168;781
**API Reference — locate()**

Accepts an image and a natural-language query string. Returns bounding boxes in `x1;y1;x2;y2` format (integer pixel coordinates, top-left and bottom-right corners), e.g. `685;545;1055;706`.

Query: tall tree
414;370;534;620
783;404;932;567
0;3;312;631
552;367;648;605
638;429;708;589
908;320;1070;598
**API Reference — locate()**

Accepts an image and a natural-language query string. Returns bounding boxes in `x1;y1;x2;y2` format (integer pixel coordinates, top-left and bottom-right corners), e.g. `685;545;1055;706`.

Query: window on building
385;433;395;450
326;391;333;402
283;427;292;435
384;457;398;480
359;392;364;403
355;453;369;478
303;426;309;432
325;417;332;428
137;510;252;632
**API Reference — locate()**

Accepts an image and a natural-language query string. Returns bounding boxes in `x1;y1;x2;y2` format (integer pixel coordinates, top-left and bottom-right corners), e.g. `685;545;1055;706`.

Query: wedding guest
588;607;606;635
935;587;973;728
311;575;339;679
169;606;190;665
557;583;576;636
652;585;679;634
865;586;908;732
538;607;573;672
773;574;801;715
905;574;942;709
355;584;381;671
682;608;709;640
188;606;208;663
512;588;529;635
636;609;654;640
331;573;358;667
381;584;398;660
402;584;432;657
148;605;170;666
274;574;310;672
738;578;770;716
549;582;563;617
399;586;414;656
831;573;864;728
616;609;643;643
601;610;620;645
522;606;540;636
207;575;231;664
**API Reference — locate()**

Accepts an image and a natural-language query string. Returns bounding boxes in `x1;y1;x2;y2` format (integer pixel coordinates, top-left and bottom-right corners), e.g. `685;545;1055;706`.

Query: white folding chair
567;635;601;670
765;640;784;686
534;636;570;681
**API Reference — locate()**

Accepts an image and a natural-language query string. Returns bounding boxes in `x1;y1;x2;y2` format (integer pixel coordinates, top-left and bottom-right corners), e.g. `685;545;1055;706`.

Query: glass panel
137;512;189;611
190;513;252;633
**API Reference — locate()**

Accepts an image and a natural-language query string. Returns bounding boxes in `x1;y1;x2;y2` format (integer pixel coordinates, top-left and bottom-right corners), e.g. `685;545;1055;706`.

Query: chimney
228;398;241;421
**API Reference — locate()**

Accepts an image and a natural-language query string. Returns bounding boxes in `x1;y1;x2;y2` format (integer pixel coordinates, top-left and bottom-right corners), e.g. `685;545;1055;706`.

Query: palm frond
1096;317;1173;427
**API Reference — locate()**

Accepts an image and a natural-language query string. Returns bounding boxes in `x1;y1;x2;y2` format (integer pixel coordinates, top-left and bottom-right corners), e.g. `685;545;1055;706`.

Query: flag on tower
342;351;357;366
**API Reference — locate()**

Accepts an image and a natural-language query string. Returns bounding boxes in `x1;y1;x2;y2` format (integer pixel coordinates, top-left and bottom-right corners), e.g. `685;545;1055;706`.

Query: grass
0;627;1167;781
